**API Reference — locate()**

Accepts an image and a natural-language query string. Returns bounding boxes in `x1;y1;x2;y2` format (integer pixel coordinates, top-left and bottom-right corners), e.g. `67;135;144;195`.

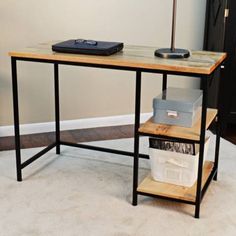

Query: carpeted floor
0;133;236;236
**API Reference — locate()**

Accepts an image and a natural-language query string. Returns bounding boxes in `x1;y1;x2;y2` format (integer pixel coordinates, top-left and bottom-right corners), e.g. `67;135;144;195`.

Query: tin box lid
153;87;203;113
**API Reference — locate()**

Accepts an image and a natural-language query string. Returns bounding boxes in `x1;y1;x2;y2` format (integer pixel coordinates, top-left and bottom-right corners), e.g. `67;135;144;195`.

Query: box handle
167;110;178;118
166;158;188;168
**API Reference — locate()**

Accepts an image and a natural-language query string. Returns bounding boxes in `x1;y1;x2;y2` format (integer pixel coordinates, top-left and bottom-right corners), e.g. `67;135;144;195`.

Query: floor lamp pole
155;0;190;58
171;0;177;51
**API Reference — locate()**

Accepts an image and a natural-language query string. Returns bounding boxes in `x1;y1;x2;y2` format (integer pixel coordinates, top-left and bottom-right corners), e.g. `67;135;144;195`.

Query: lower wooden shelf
137;161;214;202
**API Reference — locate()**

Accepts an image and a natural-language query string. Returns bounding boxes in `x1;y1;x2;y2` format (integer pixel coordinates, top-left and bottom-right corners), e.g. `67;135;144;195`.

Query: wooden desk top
9;42;226;75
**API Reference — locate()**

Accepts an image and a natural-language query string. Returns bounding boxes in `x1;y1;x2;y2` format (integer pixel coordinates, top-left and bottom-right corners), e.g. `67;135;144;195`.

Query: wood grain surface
139;109;217;141
9;42;226;75
137;161;214;202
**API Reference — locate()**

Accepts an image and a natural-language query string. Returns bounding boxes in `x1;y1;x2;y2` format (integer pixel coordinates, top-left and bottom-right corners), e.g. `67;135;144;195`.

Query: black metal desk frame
11;55;225;218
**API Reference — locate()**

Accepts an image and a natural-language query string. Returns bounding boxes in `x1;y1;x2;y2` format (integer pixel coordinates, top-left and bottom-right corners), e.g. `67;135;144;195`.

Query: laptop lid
52;39;124;56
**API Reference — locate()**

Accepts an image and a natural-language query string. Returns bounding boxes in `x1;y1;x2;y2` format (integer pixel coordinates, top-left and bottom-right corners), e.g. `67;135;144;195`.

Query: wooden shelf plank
9;44;226;75
137;161;214;202
139;108;217;141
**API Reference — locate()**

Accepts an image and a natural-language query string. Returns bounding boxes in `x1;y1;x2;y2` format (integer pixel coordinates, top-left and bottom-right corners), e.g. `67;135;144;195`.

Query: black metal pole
54;63;60;154
171;0;177;51
213;119;220;182
132;71;142;206
60;141;149;159
195;76;208;218
162;73;167;91
213;65;225;181
11;57;22;181
21;143;57;169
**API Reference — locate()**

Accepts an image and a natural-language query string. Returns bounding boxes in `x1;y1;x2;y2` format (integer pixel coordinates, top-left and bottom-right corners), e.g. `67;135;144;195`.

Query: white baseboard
0;113;152;137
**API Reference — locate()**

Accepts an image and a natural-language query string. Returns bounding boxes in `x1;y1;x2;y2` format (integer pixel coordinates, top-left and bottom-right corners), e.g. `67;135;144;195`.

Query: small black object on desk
52;39;123;56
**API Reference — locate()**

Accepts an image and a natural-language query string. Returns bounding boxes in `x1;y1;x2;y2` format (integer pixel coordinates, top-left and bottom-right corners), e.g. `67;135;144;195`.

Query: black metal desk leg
54;63;60;154
195;76;208;218
213;119;221;181
132;71;142;206
11;58;22;181
213;65;224;181
162;73;167;91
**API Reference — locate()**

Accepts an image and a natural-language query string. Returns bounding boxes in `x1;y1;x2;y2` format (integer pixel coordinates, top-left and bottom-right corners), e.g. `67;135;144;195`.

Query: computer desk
9;43;226;218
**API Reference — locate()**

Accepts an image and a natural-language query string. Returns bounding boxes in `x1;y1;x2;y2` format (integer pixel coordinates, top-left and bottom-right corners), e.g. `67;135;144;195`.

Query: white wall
0;0;207;126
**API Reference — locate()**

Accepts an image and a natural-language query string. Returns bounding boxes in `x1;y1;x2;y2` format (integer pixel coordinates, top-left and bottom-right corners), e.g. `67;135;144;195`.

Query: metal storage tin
153;87;203;127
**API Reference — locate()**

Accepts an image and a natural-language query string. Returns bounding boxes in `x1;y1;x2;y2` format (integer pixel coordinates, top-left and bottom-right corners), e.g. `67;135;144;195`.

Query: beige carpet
0;133;236;236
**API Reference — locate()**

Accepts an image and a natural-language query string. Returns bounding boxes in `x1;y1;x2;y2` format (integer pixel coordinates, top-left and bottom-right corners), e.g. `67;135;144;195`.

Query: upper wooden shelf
9;42;226;75
139;108;217;141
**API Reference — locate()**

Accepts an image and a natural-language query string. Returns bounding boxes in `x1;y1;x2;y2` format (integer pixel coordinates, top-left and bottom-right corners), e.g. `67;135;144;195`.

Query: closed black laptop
52;39;124;56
